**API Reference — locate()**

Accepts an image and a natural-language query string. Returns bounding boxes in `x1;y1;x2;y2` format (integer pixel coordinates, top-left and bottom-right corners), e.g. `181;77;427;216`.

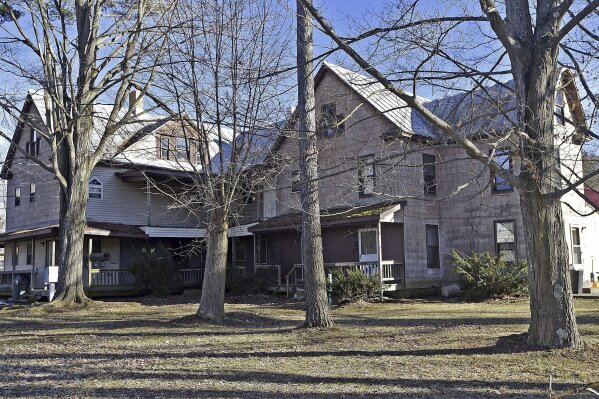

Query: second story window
358;154;375;197
160;136;170;160
291;170;301;193
176;138;188;161
491;149;512;193
15;187;20;206
556;90;566;126
89;178;103;199
13;243;19;266
30;183;36;203
423;154;437;196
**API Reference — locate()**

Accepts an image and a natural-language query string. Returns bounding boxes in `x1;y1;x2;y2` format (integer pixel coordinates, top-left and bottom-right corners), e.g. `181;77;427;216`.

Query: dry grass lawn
0;295;598;398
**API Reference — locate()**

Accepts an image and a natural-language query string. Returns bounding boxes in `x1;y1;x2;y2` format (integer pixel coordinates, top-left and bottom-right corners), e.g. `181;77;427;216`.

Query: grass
0;294;598;398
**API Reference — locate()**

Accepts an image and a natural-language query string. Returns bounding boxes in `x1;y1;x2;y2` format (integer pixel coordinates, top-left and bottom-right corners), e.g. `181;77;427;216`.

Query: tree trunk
296;0;333;328
519;51;581;348
52;167;92;306
521;193;581;348
197;207;229;323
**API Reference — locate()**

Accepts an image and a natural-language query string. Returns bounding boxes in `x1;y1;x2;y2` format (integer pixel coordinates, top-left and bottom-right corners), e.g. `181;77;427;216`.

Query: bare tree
296;0;333;328
152;0;292;322
298;0;598;348
0;0;174;306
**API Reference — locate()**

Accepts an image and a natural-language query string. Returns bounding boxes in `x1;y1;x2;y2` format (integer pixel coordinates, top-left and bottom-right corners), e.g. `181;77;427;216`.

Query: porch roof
0;221;148;242
249;200;405;232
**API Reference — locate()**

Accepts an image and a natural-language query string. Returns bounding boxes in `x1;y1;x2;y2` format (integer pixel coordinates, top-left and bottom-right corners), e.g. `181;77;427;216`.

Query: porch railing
90;270;136;287
0;271;13;287
285;261;405;296
178;268;204;288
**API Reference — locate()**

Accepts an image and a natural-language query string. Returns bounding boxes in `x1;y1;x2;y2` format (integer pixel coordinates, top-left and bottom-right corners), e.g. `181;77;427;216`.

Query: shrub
451;250;528;300
129;244;177;296
330;269;384;304
226;268;272;296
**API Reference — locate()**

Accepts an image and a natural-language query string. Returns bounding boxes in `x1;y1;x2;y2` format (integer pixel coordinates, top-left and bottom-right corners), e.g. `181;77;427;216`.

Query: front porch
249;201;407;294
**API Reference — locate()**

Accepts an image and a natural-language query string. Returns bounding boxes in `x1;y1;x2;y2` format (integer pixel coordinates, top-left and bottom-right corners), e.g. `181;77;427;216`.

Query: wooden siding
381;223;405;261
322;226;359;263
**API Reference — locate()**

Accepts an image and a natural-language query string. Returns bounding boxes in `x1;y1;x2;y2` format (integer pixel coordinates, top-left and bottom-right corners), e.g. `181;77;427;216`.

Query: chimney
128;89;143;116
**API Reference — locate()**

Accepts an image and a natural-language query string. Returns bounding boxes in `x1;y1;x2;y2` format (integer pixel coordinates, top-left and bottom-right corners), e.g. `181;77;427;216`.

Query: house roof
584;186;599;208
318;62;435;138
317;63;586;142
249;200;405;232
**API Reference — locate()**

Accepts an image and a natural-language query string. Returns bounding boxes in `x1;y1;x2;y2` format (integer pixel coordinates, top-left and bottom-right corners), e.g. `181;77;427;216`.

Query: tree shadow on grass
0;366;592;398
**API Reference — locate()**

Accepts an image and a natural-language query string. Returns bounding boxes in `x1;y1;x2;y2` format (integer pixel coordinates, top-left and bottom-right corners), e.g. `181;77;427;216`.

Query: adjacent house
1;62;597;298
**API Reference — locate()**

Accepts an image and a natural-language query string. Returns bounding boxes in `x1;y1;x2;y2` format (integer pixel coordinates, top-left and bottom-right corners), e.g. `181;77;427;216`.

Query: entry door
358;228;378;263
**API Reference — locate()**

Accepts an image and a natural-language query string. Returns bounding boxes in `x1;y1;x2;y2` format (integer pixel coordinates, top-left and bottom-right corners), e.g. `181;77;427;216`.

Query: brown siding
381;223;404;261
322;226;359;263
269;231;302;276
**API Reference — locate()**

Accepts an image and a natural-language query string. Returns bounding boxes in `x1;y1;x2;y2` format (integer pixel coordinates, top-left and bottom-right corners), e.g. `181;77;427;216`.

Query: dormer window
176;138;188;161
318;103;345;137
160;136;170;160
89;178;103;199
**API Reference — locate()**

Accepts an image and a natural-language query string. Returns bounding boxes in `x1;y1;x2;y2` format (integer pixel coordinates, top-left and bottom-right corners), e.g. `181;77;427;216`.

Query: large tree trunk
519;51;581;348
198;207;229;323
296;0;333;328
52;167;92;306
521;193;580;348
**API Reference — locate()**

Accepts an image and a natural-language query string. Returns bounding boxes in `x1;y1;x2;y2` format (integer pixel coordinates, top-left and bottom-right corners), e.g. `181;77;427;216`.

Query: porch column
51;240;56;266
87;236;93;288
377;222;383;285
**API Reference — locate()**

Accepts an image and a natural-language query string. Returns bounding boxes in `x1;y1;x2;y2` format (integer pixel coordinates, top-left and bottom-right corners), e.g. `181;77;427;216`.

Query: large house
1;63;597;298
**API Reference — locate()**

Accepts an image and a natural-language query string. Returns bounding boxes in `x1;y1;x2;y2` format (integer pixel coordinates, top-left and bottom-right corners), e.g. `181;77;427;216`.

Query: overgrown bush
451;250;528;300
129;244;177;296
226;268;272;296
331;269;383;304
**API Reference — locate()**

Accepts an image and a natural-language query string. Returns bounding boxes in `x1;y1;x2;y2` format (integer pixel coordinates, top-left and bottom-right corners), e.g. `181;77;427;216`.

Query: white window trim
358;228;378;262
570;225;583;266
89;177;103;200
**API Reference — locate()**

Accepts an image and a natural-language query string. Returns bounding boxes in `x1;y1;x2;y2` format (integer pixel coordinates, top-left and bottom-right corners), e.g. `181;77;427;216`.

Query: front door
358;228;378;263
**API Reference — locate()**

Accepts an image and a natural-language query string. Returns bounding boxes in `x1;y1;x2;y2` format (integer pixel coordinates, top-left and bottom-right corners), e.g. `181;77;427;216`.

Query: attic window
26;129;41;156
89;178;103;199
382;128;403;141
318;103;345;137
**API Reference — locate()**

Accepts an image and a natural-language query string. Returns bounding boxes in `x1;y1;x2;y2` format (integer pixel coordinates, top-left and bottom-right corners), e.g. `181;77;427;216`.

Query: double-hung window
30;183;36;203
291;170;301;193
160;136;170;160
176;138;188;161
423;154;437;196
571;226;582;265
358;154;375;197
15;187;20;206
495;220;516;261
426;225;440;268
